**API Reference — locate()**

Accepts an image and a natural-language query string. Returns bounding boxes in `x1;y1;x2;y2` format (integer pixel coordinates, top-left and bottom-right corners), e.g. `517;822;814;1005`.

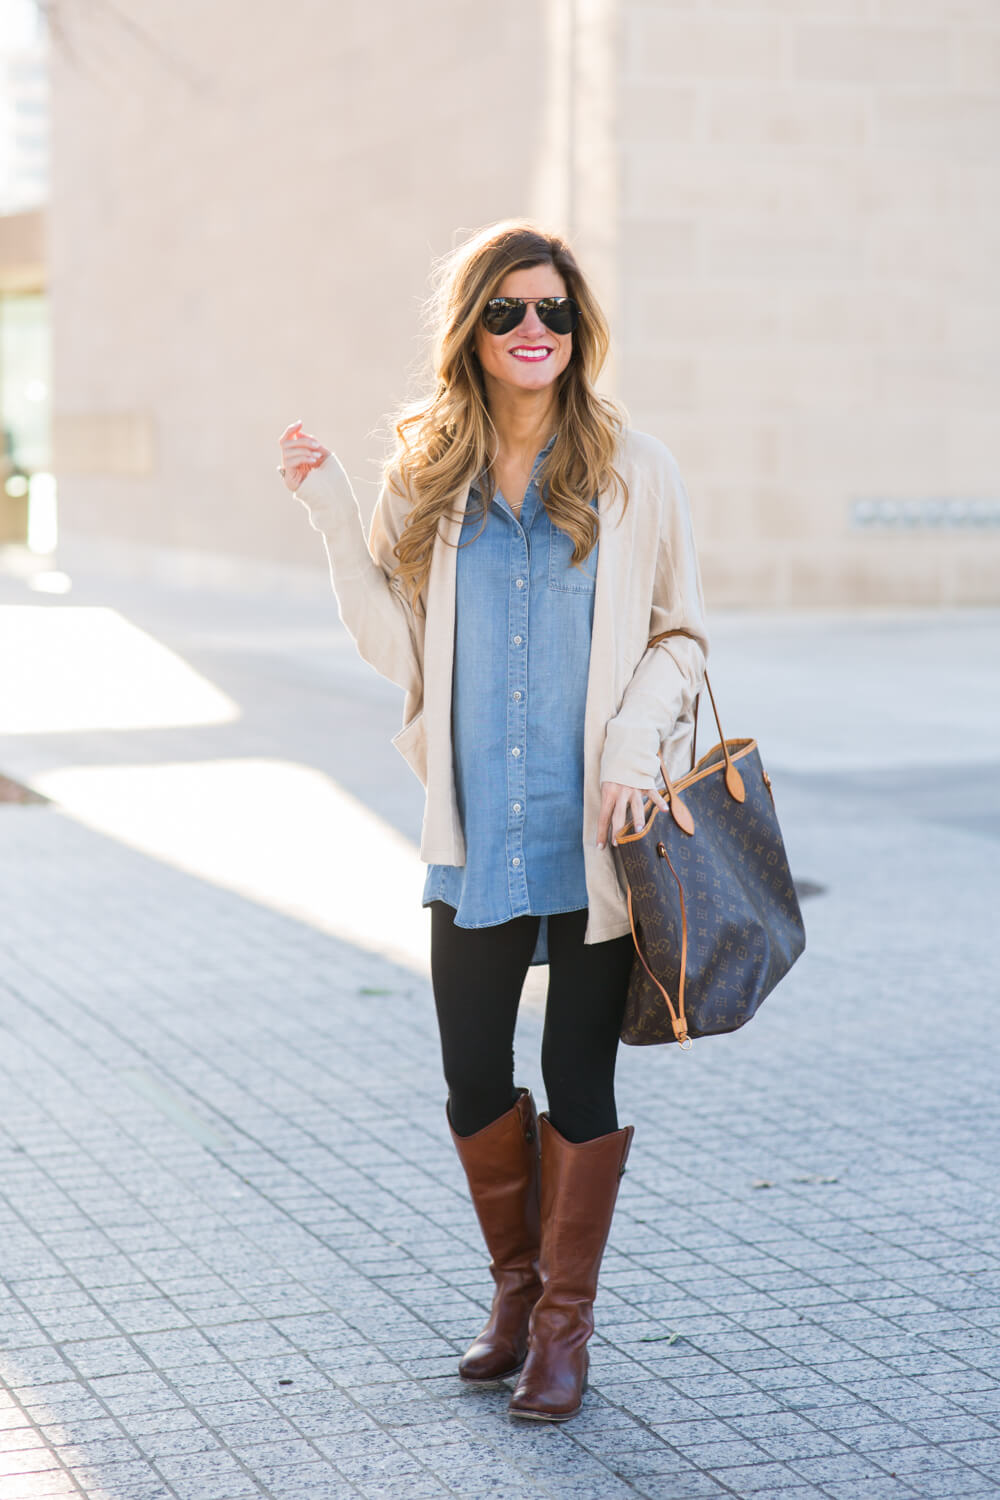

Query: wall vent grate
852;498;1000;531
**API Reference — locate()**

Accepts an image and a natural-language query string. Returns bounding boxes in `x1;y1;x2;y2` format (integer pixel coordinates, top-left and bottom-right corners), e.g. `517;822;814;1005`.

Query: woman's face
473;263;574;396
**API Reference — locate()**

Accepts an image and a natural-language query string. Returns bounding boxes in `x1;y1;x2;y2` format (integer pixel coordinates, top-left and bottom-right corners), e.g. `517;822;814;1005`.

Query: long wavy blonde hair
385;220;629;605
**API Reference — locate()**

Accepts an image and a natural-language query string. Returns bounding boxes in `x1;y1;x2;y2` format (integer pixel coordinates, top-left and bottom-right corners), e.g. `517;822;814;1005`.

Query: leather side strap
658;840;689;1045
626;872;691;1049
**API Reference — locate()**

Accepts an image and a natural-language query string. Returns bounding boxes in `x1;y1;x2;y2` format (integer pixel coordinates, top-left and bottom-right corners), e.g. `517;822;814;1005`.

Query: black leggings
429;902;634;1144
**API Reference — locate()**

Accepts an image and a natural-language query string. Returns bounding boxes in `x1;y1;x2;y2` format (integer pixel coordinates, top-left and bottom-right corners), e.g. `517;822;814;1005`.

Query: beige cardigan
293;426;709;945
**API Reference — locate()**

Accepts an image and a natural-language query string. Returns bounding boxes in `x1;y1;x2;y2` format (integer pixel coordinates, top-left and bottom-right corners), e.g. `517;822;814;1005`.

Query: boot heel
460;1358;526;1387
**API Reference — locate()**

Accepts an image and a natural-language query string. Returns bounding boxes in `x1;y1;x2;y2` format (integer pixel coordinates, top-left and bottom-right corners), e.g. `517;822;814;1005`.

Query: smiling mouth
509;347;553;361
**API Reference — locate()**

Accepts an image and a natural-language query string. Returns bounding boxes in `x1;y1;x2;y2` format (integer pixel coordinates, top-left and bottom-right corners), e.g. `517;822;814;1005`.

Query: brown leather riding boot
507;1112;633;1421
449;1088;542;1384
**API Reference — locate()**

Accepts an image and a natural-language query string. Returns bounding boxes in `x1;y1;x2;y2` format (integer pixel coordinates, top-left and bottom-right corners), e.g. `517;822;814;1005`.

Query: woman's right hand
278;420;330;492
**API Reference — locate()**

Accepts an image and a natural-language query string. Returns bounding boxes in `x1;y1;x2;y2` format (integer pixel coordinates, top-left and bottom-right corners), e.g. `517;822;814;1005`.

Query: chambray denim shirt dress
422;435;598;962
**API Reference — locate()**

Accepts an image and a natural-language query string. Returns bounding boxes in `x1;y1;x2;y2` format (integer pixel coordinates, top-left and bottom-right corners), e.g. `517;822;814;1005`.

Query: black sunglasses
481;296;580;336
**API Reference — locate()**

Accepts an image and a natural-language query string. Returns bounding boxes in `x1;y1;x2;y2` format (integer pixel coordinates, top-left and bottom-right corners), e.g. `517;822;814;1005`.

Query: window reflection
0;287;53;549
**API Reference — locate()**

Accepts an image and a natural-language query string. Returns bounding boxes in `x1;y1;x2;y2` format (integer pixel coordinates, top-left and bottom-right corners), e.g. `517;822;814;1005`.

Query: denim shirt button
421;432;595;937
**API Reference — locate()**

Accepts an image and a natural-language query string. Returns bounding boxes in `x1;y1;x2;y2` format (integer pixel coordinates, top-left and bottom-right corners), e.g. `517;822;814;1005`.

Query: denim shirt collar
470;430;557;504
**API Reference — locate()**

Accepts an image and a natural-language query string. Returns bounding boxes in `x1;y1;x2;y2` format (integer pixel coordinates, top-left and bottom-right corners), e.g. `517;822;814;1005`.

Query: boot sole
507;1404;580;1423
459;1363;526;1387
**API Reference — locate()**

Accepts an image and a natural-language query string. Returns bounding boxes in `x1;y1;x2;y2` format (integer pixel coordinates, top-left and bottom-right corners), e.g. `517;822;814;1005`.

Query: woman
277;220;708;1423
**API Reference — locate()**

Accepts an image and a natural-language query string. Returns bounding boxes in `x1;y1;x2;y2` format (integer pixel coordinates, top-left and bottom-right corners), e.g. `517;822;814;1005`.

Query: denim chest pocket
547;523;598;594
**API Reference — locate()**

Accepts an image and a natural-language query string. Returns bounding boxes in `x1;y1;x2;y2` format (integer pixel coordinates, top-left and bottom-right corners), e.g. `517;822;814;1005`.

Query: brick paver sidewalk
1;566;998;1500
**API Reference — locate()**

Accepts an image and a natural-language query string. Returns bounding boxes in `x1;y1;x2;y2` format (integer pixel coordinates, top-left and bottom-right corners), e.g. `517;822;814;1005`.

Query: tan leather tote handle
647;632;745;816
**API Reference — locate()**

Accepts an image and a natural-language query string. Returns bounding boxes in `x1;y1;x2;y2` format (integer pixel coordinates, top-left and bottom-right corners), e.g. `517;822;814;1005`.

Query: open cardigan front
293;426;709;946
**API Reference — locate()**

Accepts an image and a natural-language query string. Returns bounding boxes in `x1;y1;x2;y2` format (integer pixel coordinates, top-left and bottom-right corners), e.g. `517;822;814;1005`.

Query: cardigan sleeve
598;448;709;789
292;452;423;697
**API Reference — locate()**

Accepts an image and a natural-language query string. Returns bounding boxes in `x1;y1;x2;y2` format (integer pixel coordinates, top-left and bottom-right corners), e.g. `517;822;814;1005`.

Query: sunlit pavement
1;552;999;1500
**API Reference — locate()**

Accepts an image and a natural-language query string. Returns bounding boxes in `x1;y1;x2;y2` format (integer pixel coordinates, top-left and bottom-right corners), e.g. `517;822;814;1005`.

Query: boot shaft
449;1089;541;1272
536;1112;633;1303
509;1113;634;1422
448;1088;543;1385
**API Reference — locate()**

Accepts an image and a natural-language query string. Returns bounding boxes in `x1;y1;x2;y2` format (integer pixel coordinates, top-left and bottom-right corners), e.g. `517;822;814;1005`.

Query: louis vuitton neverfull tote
613;672;806;1048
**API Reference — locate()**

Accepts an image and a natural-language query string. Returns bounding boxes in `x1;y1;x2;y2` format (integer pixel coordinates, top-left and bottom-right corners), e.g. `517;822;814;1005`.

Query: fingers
281;435;324;457
598;784;632;848
597;782;660;848
596;783;616;849
610;790;630;846
279;421;327;493
278;421;327;465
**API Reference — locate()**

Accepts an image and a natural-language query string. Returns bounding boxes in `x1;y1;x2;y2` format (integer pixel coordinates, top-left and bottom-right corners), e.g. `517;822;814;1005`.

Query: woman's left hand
597;781;668;849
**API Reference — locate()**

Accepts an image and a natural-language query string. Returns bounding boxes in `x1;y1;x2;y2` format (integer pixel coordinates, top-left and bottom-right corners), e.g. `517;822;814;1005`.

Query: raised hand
277;420;330;492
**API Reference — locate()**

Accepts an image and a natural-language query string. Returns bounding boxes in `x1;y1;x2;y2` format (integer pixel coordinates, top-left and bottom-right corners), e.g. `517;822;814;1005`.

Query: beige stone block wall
880;0;998;26
50;0;563;566
618;0;1000;605
625;16;784;79
54;413;155;476
706;88;870;148
0;208;44;290
956;30;1000;90
49;0;1000;605
791;24;946;86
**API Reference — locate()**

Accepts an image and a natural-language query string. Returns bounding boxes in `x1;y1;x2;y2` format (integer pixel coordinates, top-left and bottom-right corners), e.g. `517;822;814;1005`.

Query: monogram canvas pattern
615;742;806;1046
